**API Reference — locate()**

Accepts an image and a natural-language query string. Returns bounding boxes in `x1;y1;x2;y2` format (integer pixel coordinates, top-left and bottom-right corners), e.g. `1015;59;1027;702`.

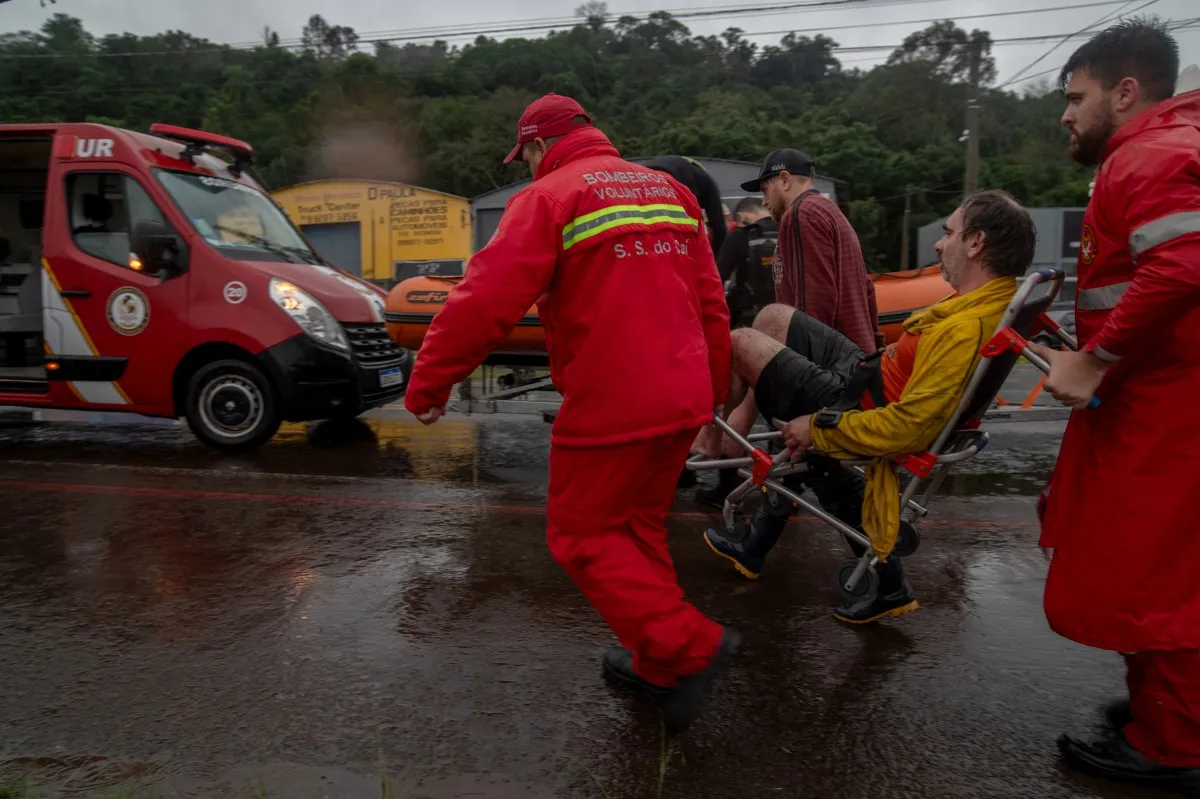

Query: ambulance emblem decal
107;286;150;336
223;281;247;304
1079;223;1097;265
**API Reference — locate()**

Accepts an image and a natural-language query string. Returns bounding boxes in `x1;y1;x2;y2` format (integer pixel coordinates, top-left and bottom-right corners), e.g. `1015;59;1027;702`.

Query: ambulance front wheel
185;359;282;452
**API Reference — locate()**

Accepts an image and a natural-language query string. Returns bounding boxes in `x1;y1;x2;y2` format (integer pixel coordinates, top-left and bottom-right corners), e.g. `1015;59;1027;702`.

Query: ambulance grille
344;323;407;367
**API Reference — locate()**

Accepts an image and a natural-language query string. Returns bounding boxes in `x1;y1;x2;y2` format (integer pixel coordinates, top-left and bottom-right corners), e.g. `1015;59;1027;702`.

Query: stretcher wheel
835;559;879;604
893;521;921;558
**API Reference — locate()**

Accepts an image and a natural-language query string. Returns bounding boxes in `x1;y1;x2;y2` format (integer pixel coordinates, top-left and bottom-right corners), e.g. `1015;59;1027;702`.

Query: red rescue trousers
546;428;724;687
1124;651;1200;767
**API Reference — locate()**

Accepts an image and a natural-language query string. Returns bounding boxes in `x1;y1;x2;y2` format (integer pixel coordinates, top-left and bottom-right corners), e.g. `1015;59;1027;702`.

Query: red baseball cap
503;93;593;165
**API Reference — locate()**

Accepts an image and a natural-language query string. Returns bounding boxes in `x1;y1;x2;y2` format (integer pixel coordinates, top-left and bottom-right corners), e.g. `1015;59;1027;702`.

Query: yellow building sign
272;180;472;282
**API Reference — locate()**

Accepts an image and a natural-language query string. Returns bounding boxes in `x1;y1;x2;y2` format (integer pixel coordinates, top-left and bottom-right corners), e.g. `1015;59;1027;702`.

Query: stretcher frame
685;268;1075;603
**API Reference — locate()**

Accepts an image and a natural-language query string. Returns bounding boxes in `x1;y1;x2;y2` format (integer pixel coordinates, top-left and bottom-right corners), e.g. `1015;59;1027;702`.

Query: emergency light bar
149;123;254;176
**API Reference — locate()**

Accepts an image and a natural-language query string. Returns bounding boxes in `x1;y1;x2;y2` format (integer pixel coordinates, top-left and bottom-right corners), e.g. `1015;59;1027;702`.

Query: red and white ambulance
0;122;411;451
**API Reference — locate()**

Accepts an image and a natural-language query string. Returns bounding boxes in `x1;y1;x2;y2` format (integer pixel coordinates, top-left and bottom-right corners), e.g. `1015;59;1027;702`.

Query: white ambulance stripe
71;381;128;405
41;264;128;405
42;267;95;356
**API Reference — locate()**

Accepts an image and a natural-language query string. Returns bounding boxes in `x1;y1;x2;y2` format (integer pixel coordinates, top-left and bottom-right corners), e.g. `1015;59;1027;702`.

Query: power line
733;1;1133;42
997;0;1159;88
6;21;1197;101
737;23;1198;54
259;0;954;49
0;0;1127;59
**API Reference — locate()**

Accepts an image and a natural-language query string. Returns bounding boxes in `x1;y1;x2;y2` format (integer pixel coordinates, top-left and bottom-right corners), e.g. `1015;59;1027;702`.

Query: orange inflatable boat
385;264;952;355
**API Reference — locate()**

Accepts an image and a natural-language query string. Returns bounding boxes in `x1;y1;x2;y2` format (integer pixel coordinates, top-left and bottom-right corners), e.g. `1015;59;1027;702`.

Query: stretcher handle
1020;348;1100;409
983;328;1099;409
1036;312;1081;352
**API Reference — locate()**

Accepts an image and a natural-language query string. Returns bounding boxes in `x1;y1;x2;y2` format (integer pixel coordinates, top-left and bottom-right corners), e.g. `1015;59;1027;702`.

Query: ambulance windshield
155;170;319;264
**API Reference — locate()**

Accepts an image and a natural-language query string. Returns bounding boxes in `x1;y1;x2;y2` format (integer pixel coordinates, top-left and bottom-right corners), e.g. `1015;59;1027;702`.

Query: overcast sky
3;0;1198;92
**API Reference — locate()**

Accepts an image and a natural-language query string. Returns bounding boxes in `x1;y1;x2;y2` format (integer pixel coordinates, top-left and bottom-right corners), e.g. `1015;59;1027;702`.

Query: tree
888;21;996;86
0;11;1093;270
574;1;607;20
301;14;359;60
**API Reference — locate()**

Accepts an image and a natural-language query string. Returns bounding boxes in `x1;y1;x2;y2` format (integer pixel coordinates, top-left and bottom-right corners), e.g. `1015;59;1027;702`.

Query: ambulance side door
42;164;191;413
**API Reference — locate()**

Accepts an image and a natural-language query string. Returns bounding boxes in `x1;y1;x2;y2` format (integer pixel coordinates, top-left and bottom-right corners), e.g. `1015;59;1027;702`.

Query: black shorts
754;311;866;423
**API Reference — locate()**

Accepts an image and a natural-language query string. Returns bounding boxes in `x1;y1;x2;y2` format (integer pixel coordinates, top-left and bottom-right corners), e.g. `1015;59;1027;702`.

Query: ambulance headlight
270;277;348;350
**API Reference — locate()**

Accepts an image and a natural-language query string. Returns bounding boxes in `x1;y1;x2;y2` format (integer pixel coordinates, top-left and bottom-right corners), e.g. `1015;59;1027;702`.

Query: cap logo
771;162;786;171
520;124;539;137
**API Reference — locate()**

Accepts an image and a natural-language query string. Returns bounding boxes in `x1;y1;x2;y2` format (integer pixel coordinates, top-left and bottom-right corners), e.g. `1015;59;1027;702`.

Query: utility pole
964;37;982;197
900;184;914;271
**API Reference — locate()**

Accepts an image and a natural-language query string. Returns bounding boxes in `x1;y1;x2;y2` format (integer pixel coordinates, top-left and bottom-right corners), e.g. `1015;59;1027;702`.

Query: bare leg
715;305;796;454
694;305;797;458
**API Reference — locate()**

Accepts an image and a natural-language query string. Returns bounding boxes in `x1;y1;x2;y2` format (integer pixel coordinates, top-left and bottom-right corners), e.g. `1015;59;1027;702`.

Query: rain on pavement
0;366;1167;799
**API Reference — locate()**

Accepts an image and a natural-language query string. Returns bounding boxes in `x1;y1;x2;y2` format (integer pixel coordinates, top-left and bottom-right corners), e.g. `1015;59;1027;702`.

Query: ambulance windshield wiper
210;225;318;265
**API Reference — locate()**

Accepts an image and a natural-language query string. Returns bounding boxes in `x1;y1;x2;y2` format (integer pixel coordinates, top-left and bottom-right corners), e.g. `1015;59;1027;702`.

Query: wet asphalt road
0;400;1170;799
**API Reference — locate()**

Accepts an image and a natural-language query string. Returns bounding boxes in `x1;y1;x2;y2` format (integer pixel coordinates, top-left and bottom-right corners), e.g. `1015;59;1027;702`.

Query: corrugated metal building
273;179;472;286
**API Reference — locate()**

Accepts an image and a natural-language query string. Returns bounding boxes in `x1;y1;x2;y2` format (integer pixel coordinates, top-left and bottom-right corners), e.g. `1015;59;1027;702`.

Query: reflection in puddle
0;413;555;487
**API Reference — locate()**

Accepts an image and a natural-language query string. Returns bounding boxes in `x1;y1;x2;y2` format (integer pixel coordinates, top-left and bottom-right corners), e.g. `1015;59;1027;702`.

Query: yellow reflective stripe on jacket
561;204;698;250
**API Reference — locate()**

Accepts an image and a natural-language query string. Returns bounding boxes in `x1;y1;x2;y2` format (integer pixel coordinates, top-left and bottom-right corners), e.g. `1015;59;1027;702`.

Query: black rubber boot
1058;732;1200;795
1104;698;1133;730
804;458;919;622
601;628;743;735
659;628;743;735
703;490;794;579
695;467;741;509
676;464;697;489
833;571;919;624
602;648;672;698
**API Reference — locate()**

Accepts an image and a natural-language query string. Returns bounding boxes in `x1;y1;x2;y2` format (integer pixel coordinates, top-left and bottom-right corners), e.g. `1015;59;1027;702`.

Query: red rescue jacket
1041;90;1200;652
404;127;732;448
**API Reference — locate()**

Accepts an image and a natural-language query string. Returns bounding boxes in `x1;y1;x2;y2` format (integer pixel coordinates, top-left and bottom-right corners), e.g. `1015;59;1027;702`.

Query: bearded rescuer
403;94;741;735
1027;20;1200;791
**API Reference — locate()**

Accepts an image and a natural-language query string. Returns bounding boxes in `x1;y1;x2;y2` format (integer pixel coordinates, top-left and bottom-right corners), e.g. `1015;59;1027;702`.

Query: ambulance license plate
378;367;404;388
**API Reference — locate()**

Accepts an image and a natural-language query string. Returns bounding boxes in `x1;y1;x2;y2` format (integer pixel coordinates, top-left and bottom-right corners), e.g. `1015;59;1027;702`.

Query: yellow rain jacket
810;276;1017;561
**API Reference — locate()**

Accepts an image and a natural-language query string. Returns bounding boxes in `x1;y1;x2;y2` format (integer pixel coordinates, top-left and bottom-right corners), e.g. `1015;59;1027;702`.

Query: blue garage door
302;222;362;276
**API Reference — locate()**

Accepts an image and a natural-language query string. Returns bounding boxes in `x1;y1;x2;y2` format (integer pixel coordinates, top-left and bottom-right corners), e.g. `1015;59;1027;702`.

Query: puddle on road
0;413;551;486
0;757;561;798
0;410;1120;799
0;410;1059;499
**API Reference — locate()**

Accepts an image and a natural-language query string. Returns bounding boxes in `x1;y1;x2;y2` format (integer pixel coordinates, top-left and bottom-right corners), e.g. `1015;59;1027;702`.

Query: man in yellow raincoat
700;190;1035;623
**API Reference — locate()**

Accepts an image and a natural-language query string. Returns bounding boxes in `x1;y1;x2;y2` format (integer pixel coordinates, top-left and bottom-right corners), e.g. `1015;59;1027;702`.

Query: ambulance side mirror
131;219;186;276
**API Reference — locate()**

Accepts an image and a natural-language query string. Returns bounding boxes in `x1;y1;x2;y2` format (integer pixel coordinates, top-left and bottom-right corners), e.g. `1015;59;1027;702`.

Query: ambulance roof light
148;123;254;176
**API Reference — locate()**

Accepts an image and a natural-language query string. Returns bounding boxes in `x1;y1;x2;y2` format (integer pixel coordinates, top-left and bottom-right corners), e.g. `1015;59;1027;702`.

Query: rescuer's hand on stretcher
1027;342;1109;410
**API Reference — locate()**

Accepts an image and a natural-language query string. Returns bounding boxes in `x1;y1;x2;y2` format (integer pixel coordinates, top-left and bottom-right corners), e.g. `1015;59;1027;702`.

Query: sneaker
1058;732;1200;795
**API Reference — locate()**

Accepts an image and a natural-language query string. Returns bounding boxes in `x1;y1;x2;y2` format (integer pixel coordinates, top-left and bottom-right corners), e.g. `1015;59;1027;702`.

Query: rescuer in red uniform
403;94;741;734
1028;20;1200;791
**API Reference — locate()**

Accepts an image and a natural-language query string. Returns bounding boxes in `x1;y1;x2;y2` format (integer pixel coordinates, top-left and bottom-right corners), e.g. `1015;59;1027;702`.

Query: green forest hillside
0;7;1097;269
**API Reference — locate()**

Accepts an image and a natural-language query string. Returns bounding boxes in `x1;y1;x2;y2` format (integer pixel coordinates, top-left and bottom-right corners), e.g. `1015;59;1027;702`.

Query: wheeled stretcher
686;268;1085;604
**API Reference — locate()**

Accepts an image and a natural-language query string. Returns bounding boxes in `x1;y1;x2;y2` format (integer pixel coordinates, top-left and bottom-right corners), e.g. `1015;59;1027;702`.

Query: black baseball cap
740;148;815;192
